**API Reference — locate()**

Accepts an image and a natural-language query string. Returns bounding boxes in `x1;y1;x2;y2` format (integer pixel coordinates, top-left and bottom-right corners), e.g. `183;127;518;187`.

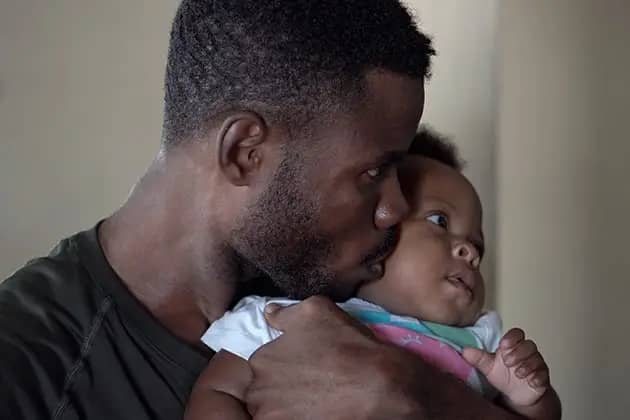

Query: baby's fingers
515;353;547;379
527;366;550;389
499;328;525;352
463;347;496;377
502;339;537;368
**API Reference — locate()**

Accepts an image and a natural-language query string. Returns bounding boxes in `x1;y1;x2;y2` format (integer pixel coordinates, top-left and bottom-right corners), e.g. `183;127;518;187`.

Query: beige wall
497;1;630;418
0;1;177;276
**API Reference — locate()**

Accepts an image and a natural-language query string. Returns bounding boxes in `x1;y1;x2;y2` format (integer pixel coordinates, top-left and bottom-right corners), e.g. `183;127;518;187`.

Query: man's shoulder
1;232;108;328
0;229;111;353
0;231;113;419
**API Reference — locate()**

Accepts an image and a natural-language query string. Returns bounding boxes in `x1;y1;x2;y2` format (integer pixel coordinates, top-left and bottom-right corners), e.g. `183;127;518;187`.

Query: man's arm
245;296;524;420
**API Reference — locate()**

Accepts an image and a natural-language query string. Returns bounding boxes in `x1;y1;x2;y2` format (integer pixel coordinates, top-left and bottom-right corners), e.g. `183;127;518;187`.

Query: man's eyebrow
379;151;407;165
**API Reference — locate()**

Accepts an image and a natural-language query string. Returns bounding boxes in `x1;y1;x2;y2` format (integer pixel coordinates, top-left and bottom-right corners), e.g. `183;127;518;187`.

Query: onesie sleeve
201;296;290;360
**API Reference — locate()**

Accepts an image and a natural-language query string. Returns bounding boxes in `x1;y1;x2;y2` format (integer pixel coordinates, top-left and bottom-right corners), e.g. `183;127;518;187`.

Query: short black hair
409;125;464;171
162;0;435;147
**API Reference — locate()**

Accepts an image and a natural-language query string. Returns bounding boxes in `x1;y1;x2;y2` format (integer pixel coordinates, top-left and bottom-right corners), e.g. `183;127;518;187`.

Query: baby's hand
463;328;549;408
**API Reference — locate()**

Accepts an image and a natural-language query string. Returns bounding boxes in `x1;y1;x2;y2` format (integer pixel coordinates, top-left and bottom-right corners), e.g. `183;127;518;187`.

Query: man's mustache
361;228;398;265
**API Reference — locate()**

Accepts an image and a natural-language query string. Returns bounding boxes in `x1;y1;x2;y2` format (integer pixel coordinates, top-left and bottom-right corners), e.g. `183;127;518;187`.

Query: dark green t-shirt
0;225;210;419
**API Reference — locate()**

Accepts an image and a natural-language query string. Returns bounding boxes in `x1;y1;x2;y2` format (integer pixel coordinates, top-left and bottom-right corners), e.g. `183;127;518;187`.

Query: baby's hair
409;125;465;171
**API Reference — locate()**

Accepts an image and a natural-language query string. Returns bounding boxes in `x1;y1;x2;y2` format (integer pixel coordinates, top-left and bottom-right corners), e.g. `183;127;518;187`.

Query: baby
185;127;561;420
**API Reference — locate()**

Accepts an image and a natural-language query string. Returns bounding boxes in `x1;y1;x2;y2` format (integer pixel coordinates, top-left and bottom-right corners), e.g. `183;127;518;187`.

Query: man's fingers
462;347;496;377
262;302;298;332
264;303;282;315
263;296;338;331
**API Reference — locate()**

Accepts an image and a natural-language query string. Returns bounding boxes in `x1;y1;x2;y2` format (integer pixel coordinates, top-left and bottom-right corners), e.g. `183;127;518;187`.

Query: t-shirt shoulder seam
51;296;113;420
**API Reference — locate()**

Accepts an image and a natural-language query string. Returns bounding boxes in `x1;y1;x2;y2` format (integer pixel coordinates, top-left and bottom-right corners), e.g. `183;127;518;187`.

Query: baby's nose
452;242;480;269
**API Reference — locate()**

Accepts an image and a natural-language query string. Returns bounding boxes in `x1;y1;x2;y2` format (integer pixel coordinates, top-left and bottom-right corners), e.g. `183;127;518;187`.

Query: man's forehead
297;73;424;174
349;88;423;150
308;112;415;161
364;70;425;117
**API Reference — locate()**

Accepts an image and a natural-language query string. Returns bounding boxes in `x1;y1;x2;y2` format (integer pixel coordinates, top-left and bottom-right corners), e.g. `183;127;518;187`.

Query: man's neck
98;155;239;346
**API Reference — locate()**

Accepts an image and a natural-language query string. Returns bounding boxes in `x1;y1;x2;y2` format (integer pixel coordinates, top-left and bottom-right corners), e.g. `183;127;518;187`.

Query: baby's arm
463;328;561;420
184;350;252;420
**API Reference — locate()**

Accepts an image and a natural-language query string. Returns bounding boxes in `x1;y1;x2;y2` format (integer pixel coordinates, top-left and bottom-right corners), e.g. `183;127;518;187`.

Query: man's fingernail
264;303;279;314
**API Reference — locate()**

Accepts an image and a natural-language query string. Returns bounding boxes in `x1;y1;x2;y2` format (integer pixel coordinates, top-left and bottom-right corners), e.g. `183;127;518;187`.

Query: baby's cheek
474;277;486;309
357;266;416;311
388;275;436;315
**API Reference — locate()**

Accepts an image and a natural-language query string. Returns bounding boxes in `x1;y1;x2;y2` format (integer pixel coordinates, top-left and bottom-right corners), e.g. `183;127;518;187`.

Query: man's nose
374;176;410;230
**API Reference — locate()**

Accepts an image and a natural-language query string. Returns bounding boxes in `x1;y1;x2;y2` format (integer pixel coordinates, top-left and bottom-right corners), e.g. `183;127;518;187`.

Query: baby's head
358;127;485;327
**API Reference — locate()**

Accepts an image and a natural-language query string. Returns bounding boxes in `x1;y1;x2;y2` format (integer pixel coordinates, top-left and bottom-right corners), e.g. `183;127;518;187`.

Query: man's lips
369;244;394;265
362;228;398;265
365;250;391;278
367;261;385;277
361;230;398;279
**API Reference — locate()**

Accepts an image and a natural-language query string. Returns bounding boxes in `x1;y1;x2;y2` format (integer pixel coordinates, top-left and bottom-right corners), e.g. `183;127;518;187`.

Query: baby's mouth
445;274;474;297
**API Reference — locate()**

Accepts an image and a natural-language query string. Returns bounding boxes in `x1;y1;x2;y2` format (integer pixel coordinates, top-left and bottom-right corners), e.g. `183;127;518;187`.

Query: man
1;1;520;419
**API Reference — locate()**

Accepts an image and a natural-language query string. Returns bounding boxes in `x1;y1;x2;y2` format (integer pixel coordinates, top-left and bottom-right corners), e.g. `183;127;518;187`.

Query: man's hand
245;296;416;420
245;296;521;420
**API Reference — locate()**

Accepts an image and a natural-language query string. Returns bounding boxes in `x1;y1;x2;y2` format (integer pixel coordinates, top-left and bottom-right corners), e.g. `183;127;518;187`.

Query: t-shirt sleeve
0;334;65;420
0;270;81;420
200;296;285;360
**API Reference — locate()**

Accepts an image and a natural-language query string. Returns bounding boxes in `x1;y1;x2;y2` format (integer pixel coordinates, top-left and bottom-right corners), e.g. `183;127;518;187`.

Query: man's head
359;128;486;326
161;1;434;300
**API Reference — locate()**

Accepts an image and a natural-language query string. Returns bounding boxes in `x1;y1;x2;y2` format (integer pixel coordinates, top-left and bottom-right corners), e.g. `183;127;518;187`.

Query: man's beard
231;152;336;299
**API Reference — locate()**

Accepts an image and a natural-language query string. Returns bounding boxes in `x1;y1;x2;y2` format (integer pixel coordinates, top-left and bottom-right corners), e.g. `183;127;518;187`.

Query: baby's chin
454;308;483;327
356;286;483;327
373;302;481;328
443;297;485;327
453;312;482;327
415;306;483;328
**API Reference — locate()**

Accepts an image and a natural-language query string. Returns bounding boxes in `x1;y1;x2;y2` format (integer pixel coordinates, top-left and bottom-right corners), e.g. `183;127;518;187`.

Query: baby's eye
426;213;448;229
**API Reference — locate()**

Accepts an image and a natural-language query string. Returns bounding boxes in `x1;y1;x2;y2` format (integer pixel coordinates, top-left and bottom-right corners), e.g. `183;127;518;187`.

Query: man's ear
216;112;268;186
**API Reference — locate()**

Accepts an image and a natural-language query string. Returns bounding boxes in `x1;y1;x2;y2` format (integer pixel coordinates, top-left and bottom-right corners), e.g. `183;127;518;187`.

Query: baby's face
358;157;485;326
